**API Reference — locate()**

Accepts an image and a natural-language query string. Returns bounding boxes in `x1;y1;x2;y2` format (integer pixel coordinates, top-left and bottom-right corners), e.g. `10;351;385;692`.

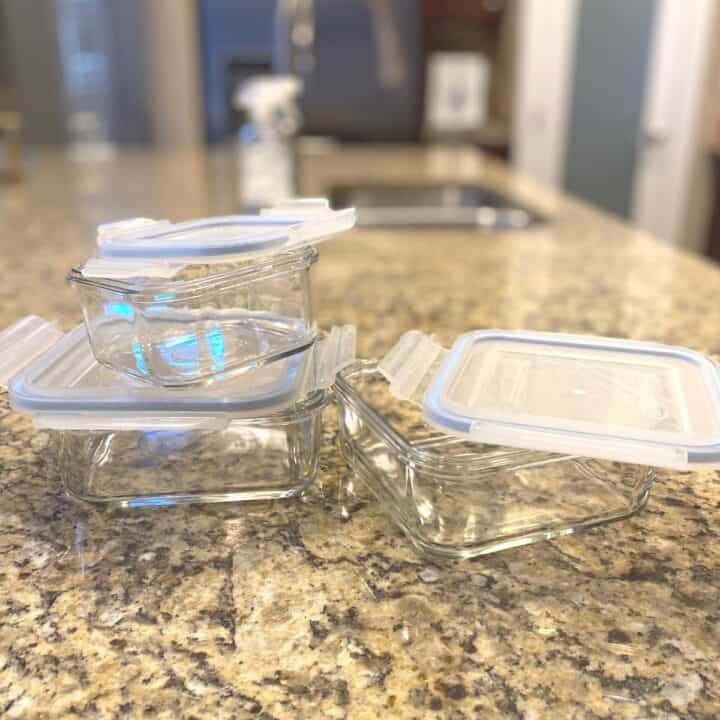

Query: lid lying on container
378;329;720;470
0;316;355;431
87;198;355;270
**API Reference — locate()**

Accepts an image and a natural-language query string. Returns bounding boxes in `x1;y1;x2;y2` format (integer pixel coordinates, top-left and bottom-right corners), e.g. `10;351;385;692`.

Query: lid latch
378;330;447;404
96;218;171;246
0;316;65;388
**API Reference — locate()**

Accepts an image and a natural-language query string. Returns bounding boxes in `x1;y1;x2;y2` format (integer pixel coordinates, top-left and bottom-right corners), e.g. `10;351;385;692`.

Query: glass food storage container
68;199;355;387
0;316;355;507
335;329;720;558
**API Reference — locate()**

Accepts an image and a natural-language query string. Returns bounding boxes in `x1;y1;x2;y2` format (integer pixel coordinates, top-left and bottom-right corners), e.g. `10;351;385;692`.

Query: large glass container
56;391;326;507
0;317;357;507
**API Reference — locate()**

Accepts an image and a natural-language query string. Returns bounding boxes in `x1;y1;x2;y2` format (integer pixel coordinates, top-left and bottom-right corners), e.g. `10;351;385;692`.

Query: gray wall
1;0;151;145
198;0;276;142
563;0;657;218
0;5;13;101
105;0;151;144
2;0;68;144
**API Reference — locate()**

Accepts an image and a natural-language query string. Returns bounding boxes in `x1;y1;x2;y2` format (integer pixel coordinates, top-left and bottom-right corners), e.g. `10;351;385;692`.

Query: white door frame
512;0;579;189
632;0;717;248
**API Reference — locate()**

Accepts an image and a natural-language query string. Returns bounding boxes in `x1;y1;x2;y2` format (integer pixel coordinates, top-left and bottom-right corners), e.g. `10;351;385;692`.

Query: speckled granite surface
0;145;719;719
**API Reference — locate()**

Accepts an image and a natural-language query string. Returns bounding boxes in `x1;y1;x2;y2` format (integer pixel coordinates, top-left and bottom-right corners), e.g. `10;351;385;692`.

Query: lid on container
378;329;720;470
0;316;355;431
92;198;355;263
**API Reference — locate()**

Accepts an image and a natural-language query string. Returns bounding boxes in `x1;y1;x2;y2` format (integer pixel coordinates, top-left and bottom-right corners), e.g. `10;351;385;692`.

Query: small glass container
68;200;355;387
0;317;355;507
334;329;720;558
69;246;319;387
335;361;655;558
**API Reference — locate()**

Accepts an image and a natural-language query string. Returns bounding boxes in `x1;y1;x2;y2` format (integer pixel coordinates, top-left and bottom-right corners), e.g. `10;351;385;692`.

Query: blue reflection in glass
140;429;190;453
132;342;148;374
160;333;199;370
104;301;134;319
145;304;171;314
143;429;185;441
127;496;178;508
154;292;175;301
206;328;225;371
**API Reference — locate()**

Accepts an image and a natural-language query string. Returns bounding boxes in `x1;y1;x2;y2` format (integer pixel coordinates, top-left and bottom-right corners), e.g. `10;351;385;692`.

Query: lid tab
0;316;64;388
97;218;170;244
313;324;357;389
378;330;446;403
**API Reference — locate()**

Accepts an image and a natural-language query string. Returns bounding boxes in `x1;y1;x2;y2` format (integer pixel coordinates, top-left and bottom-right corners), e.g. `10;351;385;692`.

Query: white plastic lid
378;329;720;470
92;199;355;263
0;316;355;431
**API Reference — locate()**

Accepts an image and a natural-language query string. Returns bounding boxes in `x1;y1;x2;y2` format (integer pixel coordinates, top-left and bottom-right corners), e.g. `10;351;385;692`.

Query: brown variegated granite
0;145;719;719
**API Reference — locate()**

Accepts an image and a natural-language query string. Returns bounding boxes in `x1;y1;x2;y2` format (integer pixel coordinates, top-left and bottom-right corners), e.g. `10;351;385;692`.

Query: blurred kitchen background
1;0;720;258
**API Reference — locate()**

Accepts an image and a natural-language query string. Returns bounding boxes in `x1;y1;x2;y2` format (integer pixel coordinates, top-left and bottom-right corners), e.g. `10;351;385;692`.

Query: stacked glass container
0;199;357;507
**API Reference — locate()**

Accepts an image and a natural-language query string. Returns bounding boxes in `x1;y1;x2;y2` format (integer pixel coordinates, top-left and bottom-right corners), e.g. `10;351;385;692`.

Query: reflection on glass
159;333;200;370
132;341;148;375
103;301;134;319
206;328;226;371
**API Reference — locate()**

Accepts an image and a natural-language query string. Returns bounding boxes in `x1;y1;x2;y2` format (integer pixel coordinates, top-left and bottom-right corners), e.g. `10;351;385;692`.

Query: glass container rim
67;246;319;296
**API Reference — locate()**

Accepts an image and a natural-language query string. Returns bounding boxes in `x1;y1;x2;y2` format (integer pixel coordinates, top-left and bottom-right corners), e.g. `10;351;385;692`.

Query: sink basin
329;184;547;229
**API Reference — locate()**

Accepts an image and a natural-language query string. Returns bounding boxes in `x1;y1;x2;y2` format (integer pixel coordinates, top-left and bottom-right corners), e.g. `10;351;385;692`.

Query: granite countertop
0;145;719;719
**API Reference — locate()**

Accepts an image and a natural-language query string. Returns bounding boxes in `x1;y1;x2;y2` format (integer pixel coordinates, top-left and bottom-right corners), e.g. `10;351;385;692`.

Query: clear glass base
341;437;652;558
335;361;656;559
54;394;326;507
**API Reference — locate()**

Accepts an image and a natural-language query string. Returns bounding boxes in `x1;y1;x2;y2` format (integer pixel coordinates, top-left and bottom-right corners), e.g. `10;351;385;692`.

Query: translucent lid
0;316;355;431
93;199;355;263
378;329;720;470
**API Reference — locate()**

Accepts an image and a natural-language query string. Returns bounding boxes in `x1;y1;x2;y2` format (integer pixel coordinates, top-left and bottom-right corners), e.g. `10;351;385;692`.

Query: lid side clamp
378;330;447;404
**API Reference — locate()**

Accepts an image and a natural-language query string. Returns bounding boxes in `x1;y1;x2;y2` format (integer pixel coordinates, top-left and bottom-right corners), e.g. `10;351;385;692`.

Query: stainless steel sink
329;184;547;229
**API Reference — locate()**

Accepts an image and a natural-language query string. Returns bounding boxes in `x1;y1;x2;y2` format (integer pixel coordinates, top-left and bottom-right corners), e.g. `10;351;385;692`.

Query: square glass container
69;246;319;387
0;317;357;507
335;361;655;559
69;201;355;387
55;392;326;507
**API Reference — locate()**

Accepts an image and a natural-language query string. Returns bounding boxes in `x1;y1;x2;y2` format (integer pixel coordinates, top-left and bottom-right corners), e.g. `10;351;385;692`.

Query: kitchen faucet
273;0;316;77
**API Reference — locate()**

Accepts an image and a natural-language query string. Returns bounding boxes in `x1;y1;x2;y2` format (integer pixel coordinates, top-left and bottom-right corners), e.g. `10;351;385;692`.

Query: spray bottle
235;75;302;210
